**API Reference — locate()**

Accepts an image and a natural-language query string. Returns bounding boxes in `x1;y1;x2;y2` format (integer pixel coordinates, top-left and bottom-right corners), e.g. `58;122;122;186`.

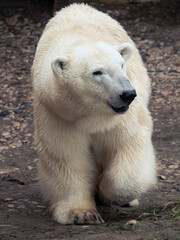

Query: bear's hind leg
120;199;139;207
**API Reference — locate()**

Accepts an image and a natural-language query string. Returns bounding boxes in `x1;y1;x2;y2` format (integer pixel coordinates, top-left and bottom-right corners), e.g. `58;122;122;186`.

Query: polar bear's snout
108;89;136;114
120;89;136;104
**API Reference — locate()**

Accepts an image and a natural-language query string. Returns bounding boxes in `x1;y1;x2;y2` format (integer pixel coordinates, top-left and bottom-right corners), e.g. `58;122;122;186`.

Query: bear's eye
93;71;103;76
121;63;124;68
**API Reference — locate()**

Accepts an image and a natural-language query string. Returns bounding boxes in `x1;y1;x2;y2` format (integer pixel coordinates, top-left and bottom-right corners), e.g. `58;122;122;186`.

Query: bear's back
45;4;120;33
43;4;130;44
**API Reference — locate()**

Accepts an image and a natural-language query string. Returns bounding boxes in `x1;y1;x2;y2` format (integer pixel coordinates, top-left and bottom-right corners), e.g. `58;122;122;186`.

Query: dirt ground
0;1;180;239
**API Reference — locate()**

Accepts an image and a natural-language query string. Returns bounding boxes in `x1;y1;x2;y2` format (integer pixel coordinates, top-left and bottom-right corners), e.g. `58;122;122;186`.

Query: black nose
120;90;137;104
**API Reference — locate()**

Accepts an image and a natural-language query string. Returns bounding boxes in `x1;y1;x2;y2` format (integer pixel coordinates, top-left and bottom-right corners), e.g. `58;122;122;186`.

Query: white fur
32;3;156;224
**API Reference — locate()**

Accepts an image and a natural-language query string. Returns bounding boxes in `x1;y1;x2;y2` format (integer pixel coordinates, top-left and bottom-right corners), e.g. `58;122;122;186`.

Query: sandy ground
0;1;180;239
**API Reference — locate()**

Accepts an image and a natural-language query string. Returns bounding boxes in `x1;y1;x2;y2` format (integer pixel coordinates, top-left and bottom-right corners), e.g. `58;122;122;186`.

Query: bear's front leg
93;124;156;206
37;132;104;225
98;136;156;205
50;168;104;225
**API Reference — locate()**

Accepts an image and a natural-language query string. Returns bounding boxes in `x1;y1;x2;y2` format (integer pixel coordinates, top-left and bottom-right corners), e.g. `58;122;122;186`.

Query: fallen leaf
161;86;172;96
4;198;14;201
28;166;33;170
158;175;167;180
0;167;19;174
5;15;19;26
124;219;137;226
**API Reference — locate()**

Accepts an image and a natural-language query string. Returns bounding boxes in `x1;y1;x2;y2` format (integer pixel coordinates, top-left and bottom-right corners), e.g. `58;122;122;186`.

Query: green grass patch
138;200;180;221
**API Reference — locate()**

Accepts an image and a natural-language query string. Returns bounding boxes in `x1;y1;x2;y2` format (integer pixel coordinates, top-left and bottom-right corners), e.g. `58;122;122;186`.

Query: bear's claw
70;209;104;225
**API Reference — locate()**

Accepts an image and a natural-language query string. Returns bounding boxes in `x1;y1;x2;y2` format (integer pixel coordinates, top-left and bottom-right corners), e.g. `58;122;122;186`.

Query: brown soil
0;1;179;239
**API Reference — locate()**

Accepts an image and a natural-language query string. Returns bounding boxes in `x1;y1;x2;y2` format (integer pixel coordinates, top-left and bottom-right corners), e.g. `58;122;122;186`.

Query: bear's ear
51;56;69;76
115;43;133;61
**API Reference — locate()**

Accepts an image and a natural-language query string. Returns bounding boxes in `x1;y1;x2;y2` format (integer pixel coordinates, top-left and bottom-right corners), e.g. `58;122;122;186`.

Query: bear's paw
53;208;104;225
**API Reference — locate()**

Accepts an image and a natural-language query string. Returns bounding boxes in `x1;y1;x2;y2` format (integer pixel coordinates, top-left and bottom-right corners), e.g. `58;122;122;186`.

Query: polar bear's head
51;41;136;120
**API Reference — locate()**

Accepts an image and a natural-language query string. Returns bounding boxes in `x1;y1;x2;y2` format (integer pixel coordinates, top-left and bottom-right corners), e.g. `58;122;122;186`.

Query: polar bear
32;4;156;224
